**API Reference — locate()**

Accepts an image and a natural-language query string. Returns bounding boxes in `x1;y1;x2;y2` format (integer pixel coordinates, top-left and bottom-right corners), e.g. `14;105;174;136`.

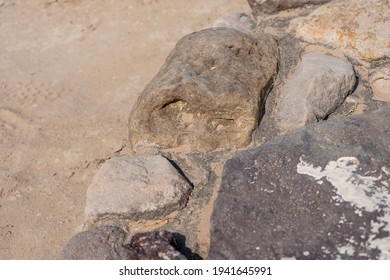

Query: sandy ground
0;0;250;259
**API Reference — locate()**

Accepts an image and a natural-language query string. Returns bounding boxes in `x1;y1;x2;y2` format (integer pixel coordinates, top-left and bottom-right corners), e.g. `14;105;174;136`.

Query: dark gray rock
128;230;187;260
209;108;390;259
128;28;277;154
58;226;137;260
247;0;332;15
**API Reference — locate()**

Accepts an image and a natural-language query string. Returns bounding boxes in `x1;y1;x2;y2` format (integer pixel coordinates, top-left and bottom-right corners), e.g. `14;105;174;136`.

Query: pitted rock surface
128;27;277;153
290;0;390;66
209;108;390;259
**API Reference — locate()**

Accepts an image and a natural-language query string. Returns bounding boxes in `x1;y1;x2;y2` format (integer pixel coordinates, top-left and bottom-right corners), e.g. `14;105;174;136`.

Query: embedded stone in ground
274;52;356;134
290;0;390;65
209;108;390;259
128;27;277;153
85;155;192;224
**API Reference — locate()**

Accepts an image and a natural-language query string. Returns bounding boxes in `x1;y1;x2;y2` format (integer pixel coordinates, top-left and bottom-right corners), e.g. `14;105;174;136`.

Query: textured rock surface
274;52;356;133
370;67;390;102
290;0;390;65
85;155;192;224
209;108;390;259
247;0;331;15
128;230;187;260
128;28;277;153
58;226;136;260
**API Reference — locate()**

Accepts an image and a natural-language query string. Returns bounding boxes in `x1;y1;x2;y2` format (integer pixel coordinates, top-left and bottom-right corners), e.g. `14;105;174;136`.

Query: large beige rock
128;28;278;153
290;0;390;66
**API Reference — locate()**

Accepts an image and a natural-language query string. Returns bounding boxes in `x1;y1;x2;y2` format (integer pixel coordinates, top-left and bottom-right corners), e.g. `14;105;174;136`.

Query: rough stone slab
209;108;390;259
85;155;192;224
370;66;390;102
247;0;331;15
128;28;277;153
290;0;390;65
274;52;356;134
58;226;136;260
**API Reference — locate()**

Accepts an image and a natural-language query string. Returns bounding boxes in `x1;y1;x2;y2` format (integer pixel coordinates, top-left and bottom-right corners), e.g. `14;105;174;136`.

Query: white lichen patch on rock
297;156;390;259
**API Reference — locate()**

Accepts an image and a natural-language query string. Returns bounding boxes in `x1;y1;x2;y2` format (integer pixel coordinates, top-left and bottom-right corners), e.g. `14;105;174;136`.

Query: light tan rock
85;155;192;224
290;0;390;66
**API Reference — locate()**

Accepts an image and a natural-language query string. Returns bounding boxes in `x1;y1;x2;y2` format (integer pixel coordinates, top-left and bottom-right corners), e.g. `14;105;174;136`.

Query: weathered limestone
85;155;192;224
128;28;278;153
290;0;390;66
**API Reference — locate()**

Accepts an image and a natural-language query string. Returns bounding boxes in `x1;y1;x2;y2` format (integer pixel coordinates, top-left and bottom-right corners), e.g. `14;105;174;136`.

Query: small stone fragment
128;230;186;260
85;155;192;224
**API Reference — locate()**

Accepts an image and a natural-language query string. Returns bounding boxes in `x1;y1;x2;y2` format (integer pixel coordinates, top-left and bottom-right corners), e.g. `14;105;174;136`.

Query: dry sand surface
0;0;250;259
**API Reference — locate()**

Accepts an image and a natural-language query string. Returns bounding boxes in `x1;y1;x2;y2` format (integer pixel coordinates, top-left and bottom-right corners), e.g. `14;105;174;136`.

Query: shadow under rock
172;232;203;260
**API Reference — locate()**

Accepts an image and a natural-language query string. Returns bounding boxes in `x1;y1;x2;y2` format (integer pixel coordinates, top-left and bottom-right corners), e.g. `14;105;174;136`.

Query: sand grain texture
0;0;249;259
